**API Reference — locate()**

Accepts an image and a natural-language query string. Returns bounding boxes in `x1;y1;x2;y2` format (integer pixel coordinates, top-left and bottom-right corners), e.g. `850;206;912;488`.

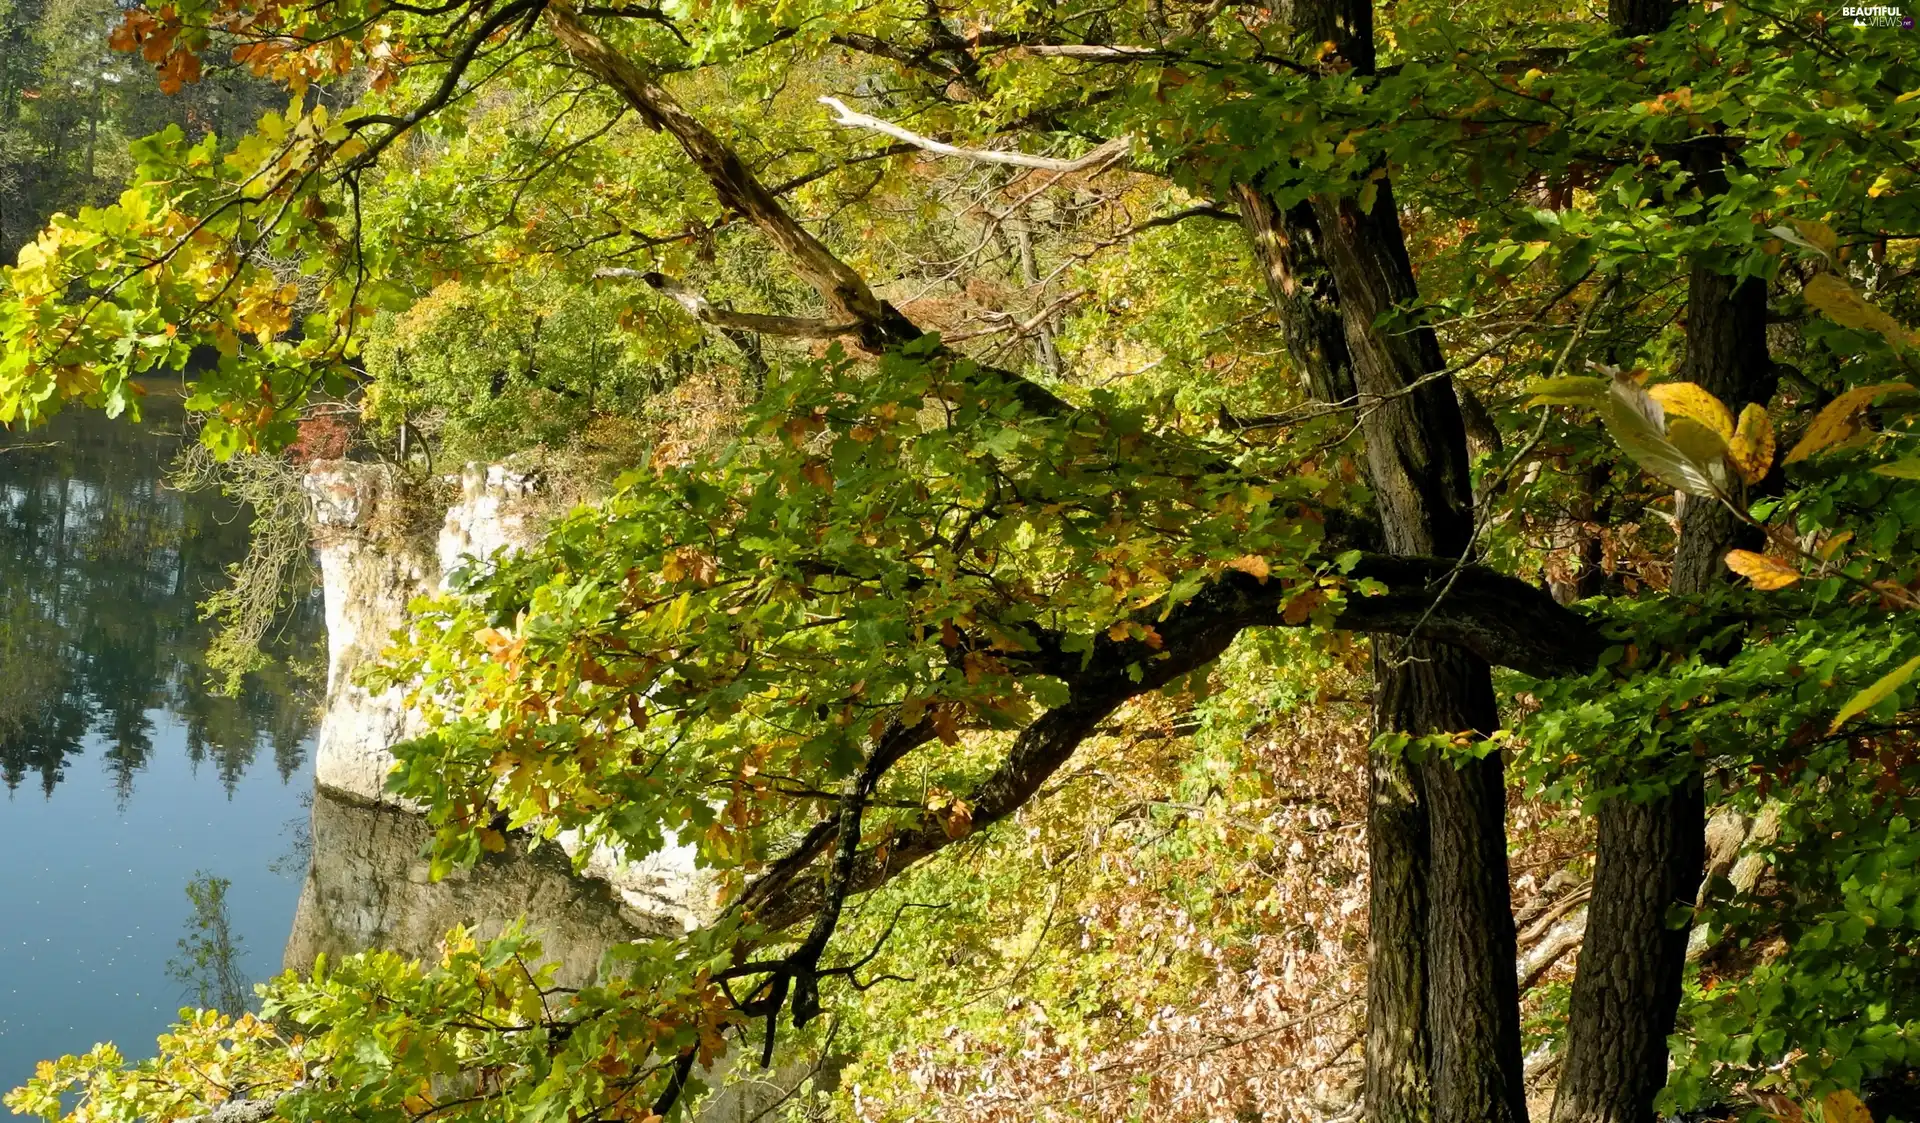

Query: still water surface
0;391;320;1093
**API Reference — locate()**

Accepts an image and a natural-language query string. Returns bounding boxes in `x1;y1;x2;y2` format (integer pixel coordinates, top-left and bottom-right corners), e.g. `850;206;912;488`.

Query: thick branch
547;4;902;339
182;1092;299;1123
745;558;1603;930
1331;555;1608;679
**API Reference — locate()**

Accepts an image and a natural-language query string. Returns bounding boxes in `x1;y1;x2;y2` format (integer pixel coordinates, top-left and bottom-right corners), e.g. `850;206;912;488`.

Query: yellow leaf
1784;381;1914;463
1649;381;1735;442
1598;373;1731;498
1728;402;1775;485
1804;274;1918;351
479;829;507;853
1724;549;1800;590
1790;218;1839;259
1830;654;1920;735
1823;1089;1874;1123
1667;416;1730;468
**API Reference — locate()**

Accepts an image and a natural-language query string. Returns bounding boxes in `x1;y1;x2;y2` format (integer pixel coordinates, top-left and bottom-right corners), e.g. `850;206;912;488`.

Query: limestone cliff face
284;787;669;988
295;463;827;1120
285;795;824;1120
301;460;704;929
304;462;434;805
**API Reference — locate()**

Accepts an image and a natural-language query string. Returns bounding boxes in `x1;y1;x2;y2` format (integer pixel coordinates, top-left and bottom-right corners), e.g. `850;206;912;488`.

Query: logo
1839;3;1912;25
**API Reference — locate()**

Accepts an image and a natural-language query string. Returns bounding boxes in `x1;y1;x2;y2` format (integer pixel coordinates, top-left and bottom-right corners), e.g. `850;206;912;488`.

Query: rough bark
1240;3;1530;1120
1235;184;1359;406
1551;163;1775;1123
1308;172;1528;1123
1552;790;1703;1123
1363;660;1432;1123
1393;641;1518;1123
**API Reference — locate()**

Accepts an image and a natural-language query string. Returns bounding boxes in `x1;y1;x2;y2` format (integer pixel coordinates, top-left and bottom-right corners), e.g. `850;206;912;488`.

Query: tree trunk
1313;180;1528;1123
1550;150;1774;1120
1234;2;1529;1118
1235;185;1358;406
1232;183;1441;1123
1403;642;1516;1123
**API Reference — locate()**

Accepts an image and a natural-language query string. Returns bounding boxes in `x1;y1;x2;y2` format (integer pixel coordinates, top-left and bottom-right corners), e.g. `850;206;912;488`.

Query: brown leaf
1751;1092;1806;1123
930;705;960;745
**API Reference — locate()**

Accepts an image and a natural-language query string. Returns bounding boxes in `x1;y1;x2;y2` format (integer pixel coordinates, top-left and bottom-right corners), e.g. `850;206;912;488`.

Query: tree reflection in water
168;872;253;1016
0;384;322;798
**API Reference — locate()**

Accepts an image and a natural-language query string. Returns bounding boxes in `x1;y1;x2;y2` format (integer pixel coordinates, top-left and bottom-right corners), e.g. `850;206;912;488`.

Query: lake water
0;392;650;1109
0;391;320;1093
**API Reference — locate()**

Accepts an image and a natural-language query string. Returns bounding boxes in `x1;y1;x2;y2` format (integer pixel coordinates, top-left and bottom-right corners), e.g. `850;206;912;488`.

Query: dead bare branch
818;97;1133;174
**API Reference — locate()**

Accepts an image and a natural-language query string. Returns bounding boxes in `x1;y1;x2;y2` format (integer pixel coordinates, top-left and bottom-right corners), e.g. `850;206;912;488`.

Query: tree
0;0;280;258
3;0;1919;1120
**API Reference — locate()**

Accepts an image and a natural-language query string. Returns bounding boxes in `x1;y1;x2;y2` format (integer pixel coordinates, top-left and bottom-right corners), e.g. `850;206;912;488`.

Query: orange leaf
1724;549;1800;590
1226;554;1271;582
1282;588;1325;625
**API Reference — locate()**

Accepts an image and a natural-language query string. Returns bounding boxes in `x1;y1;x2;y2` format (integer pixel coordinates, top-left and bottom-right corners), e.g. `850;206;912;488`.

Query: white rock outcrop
301;460;704;929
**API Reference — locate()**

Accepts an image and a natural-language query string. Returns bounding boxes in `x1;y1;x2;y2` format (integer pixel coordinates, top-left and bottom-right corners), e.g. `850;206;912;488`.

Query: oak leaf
1227;554;1271;581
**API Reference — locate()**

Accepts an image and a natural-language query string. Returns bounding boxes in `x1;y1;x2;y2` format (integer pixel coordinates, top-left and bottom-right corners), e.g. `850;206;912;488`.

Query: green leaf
1830;653;1920;734
1526;375;1609;408
1871;458;1920;479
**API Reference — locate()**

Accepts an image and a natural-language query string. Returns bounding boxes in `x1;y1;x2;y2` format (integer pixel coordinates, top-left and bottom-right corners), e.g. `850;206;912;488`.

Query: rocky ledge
301;460;705;931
